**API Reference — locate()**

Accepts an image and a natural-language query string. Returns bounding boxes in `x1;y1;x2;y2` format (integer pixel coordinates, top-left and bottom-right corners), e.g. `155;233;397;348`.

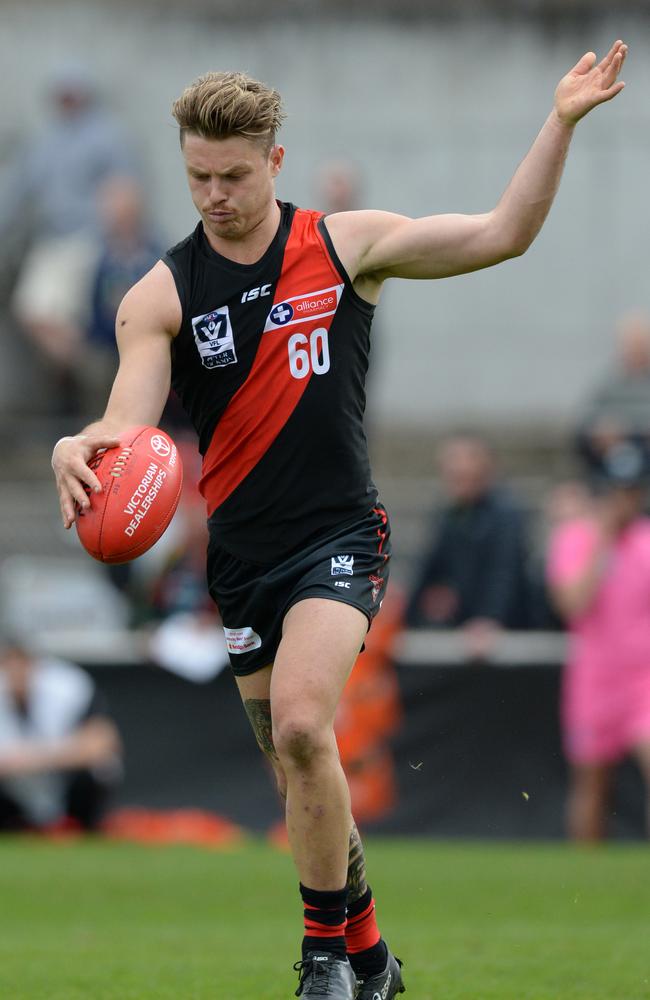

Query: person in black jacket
405;434;532;657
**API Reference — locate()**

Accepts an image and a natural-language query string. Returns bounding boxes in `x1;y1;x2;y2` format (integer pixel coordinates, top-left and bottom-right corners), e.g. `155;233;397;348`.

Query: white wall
1;3;648;430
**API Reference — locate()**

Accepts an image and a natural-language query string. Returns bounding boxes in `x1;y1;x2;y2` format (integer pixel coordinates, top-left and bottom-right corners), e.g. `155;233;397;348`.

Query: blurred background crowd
1;0;650;845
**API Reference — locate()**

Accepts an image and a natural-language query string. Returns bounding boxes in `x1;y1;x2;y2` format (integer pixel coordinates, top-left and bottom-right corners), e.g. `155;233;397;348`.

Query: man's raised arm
51;261;182;529
331;40;627;286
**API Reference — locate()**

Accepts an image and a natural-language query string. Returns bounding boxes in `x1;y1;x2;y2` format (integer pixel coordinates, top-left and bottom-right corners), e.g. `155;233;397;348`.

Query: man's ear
269;144;285;176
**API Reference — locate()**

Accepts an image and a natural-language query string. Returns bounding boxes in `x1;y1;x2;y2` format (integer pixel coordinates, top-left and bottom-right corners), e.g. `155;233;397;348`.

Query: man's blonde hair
172;71;285;150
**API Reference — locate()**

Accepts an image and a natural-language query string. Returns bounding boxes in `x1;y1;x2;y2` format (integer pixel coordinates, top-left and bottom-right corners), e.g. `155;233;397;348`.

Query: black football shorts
206;504;391;676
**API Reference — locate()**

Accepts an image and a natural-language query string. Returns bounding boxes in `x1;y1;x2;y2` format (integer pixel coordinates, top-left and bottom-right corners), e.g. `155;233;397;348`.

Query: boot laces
294;956;334;997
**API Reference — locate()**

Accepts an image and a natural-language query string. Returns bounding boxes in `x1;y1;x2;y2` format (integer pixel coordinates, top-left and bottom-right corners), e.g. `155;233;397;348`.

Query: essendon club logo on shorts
369;574;384;604
331;555;354;577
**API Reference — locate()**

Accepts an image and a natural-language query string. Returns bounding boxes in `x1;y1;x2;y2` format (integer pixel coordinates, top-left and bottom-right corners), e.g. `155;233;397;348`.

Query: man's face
0;647;32;702
182;133;284;243
439;440;493;504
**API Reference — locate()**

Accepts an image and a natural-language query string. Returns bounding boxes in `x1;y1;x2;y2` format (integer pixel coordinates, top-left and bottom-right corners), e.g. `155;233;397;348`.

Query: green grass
0;837;649;999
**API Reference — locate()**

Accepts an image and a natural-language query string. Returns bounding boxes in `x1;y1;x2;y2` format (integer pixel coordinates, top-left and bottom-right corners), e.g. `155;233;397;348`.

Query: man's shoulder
165;223;201;260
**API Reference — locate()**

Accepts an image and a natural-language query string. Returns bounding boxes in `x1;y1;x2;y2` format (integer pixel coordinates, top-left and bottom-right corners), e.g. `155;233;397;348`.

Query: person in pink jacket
547;442;650;840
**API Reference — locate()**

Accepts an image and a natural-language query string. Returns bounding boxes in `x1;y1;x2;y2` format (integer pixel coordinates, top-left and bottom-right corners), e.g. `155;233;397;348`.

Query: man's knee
273;716;333;771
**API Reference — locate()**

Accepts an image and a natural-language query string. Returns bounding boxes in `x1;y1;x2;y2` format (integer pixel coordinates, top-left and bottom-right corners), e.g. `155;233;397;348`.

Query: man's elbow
487;213;537;261
497;231;534;261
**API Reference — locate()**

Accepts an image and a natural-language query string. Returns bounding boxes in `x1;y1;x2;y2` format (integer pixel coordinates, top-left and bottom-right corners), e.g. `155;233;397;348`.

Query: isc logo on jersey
192;306;238;369
264;284;344;332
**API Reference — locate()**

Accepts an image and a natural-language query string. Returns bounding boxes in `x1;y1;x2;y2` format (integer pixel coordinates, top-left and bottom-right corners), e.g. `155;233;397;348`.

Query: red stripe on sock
345;897;381;954
304;902;348;941
304;920;348;937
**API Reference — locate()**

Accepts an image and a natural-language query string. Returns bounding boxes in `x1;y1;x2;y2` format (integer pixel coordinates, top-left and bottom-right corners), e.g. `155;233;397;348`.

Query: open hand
51;433;121;529
555;39;627;126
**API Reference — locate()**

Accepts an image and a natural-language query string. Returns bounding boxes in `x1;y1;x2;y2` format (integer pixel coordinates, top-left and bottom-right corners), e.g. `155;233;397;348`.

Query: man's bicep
102;267;180;428
358;210;508;281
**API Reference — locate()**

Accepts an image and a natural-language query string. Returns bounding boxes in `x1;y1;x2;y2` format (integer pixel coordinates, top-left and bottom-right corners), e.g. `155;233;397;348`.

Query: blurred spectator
316;160;363;214
146;482;229;684
405;433;534;658
0;636;122;832
576;310;650;476
533;479;595;631
544;479;593;530
547;441;650;840
0;62;139;415
79;175;163;416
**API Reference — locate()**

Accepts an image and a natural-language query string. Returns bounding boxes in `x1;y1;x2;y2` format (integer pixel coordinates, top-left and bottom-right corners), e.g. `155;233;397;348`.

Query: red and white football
76;426;184;564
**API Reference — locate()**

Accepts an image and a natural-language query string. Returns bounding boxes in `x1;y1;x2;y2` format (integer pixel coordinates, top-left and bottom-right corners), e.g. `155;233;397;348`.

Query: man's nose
208;178;227;204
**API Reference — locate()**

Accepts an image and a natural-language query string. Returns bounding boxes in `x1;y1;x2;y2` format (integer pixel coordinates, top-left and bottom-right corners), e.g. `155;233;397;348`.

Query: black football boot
354;951;405;1000
294;950;357;999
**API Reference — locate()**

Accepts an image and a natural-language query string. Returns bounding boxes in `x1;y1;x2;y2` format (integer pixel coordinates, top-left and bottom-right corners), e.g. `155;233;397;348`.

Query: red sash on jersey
199;209;344;516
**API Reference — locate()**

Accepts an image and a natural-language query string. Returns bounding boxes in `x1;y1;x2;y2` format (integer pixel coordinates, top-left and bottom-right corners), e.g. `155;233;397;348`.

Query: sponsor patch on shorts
223;625;262;654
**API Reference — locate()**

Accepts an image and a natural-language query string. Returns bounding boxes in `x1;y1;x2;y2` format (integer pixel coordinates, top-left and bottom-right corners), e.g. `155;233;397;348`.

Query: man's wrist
52;434;82;458
550;107;578;130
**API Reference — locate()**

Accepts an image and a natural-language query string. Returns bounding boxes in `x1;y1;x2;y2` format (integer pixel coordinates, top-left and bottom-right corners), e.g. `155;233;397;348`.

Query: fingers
52;434;120;529
600;81;626;103
571;51;597;76
598;39;625;72
58;479;87;529
602;46;627;88
83;435;122;452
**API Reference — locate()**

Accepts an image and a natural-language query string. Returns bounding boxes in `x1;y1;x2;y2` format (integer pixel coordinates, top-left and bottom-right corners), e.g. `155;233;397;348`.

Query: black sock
348;938;388;978
300;883;348;959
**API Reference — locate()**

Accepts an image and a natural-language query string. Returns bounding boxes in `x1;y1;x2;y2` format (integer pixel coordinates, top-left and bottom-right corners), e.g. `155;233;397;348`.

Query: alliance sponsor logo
264;284;344;332
269;301;294;325
293;290;337;317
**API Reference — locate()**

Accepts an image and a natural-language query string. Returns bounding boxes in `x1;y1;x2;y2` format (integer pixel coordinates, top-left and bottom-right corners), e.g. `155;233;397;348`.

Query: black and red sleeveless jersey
164;201;378;563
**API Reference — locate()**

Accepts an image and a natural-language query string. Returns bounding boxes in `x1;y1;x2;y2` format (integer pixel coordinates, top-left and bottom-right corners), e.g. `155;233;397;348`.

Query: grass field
1;836;648;1000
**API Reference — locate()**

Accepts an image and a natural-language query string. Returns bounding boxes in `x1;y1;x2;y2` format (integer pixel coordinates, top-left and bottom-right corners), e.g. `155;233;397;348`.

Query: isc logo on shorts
331;555;354;576
192;306;238;369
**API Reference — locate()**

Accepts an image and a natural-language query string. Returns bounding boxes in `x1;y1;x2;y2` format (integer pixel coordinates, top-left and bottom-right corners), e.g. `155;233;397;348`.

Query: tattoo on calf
244;699;278;761
347;823;368;903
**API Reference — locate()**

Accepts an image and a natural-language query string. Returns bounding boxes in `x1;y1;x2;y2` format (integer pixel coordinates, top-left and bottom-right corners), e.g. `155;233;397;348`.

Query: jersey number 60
287;328;331;380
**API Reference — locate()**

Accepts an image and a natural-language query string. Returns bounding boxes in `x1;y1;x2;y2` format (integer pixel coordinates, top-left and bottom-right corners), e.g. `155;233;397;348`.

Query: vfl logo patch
192;306;237;369
331;555;354;577
265;284;344;332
